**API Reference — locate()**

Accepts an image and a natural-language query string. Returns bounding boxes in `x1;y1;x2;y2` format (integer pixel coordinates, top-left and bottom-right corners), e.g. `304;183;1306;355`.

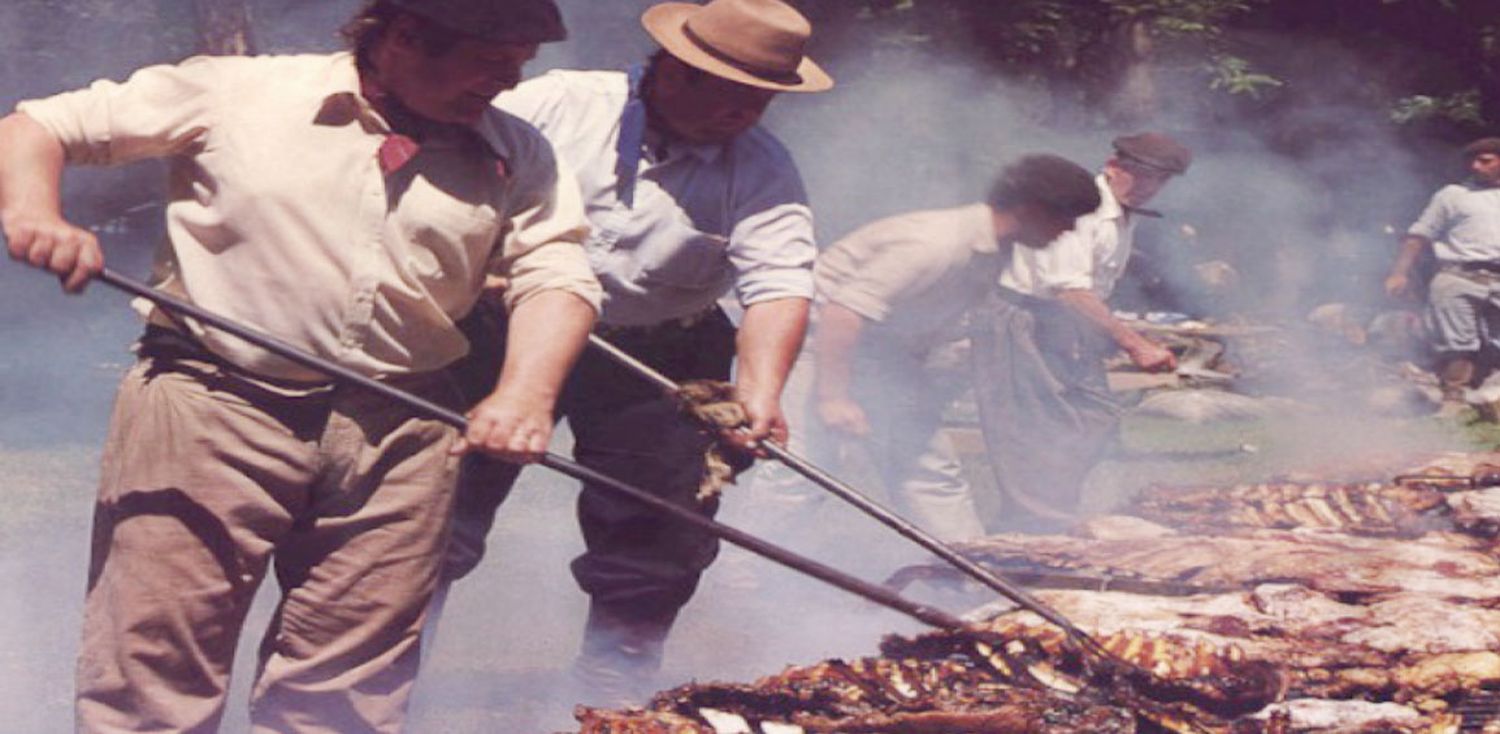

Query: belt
594;307;722;341
993;285;1062;312
136;325;457;399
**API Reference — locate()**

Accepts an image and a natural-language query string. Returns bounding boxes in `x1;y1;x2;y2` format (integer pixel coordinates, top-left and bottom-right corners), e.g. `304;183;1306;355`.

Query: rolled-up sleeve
16;56;222;166
491;132;603;313
1408;186;1455;242
726;146;816;306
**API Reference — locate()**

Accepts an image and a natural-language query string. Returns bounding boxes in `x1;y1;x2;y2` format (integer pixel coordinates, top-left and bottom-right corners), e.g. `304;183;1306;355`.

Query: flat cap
1462;137;1500;158
1113;132;1192;175
388;0;566;44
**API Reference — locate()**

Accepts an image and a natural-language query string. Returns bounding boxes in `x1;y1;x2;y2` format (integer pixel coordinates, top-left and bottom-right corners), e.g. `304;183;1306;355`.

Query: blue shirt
495;69;817;326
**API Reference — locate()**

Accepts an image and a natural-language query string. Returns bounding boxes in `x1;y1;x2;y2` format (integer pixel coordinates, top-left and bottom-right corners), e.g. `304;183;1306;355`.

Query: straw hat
641;0;834;93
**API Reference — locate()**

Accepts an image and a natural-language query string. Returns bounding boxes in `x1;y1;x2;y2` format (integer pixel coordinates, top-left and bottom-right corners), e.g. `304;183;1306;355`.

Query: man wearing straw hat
443;0;834;702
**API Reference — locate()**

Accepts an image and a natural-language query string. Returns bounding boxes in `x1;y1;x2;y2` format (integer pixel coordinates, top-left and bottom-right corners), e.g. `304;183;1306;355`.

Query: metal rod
588;332;1115;658
92;268;968;632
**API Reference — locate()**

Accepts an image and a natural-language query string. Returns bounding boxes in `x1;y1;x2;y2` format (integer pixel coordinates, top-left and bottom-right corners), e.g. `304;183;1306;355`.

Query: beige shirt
998;175;1134;299
815;203;1000;355
19;52;601;381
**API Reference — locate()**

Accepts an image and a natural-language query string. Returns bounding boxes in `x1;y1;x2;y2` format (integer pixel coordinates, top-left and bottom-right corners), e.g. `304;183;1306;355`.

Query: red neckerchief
359;74;507;179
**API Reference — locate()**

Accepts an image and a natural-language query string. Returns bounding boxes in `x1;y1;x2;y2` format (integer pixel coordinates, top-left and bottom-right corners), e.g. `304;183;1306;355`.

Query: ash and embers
575;453;1500;734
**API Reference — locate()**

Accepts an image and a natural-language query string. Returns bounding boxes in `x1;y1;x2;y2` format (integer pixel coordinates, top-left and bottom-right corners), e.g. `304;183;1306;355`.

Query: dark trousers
969;289;1121;530
445;304;738;656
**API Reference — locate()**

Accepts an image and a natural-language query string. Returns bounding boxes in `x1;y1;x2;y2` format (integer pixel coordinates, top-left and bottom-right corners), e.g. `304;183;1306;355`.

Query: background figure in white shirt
0;0;601;730
975;132;1192;530
788;156;1102;544
440;0;832;704
1384;137;1500;415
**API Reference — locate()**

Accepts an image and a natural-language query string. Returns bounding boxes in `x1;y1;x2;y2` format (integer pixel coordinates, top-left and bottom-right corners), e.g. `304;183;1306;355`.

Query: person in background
747;155;1101;547
973;132;1192;530
1385;137;1500;417
0;0;600;730
440;0;833;704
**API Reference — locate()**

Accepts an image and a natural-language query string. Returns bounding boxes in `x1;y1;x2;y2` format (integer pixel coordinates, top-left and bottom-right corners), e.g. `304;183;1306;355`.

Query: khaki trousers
77;354;461;733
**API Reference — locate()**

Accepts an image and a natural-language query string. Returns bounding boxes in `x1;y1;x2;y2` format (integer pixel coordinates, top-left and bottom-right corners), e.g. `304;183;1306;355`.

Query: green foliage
1204;54;1283;98
1390;90;1485;127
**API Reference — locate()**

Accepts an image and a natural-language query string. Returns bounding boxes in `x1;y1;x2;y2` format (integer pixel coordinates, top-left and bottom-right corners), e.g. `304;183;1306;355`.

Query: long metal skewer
587;332;1119;662
90;268;967;632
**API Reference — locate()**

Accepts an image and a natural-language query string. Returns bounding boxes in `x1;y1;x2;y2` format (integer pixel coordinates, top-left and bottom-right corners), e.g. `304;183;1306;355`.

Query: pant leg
77;358;319;734
1427;270;1488;355
438;299;529;585
857;348;984;541
251;376;463;734
565;313;738;663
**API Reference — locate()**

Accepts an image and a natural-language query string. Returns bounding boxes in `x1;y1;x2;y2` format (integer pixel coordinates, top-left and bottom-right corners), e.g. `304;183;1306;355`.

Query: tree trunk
194;0;255;56
1107;18;1159;127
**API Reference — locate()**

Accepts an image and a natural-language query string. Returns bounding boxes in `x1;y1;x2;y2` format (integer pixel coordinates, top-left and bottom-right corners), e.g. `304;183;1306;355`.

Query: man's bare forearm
491;290;596;402
0;113;66;221
1388;235;1428;280
1056;289;1149;351
811;301;863;401
1;112;104;291
736;297;809;401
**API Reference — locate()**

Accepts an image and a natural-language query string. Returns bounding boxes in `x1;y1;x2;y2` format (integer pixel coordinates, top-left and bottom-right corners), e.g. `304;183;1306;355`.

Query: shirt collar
315;52;508;162
642;124;726;164
1095;174;1126;221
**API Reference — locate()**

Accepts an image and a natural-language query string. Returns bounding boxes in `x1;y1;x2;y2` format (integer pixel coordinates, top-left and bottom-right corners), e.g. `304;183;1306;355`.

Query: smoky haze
0;2;1480;733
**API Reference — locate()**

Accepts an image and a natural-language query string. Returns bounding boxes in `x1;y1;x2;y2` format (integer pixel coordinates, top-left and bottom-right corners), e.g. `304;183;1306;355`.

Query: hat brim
642;3;834;93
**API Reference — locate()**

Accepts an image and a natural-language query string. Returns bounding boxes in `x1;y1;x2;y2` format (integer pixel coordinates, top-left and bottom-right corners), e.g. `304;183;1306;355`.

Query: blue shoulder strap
614;64;648;209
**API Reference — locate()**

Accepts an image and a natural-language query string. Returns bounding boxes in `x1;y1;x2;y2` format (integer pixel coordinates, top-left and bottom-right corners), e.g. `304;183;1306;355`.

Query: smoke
0;2;1490;732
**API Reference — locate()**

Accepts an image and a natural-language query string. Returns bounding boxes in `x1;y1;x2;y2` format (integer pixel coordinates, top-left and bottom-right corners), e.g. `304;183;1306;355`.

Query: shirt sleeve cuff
15;93;113;165
735;268;814;310
504;242;604;314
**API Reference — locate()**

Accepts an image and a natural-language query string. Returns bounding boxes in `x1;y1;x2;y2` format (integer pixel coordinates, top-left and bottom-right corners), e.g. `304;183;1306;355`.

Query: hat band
1117;152;1179;175
681;23;805;87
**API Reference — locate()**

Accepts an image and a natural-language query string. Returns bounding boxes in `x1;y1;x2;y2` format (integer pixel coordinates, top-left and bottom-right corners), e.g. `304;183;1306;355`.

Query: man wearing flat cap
440;0;832;702
972;132;1191;529
0;0;600;730
1386;137;1500;416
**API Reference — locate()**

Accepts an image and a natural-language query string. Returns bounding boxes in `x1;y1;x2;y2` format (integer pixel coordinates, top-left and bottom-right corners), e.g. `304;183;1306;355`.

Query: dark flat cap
1463;137;1500;158
388;0;566;44
1113;132;1192;175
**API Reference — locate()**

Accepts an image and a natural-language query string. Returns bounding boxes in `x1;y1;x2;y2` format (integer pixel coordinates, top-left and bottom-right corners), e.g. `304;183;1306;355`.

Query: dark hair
987;154;1100;220
341;0;464;68
1463;137;1500;160
644;48;711;89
